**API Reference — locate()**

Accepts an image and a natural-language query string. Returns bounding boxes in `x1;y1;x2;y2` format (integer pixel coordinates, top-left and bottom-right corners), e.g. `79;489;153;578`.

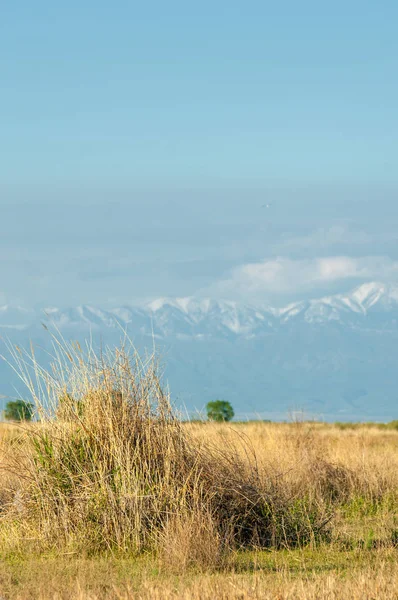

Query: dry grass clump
188;420;398;549
0;337;332;560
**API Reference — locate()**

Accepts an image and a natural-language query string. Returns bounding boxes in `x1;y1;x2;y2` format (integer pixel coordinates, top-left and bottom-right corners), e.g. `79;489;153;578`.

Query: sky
1;1;398;308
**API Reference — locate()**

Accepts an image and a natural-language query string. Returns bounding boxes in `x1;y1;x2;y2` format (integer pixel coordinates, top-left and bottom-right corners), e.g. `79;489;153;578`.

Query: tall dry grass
0;337;335;565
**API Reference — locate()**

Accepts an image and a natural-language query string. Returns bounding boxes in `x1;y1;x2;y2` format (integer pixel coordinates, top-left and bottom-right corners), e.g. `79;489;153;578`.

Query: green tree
206;400;234;422
4;399;34;422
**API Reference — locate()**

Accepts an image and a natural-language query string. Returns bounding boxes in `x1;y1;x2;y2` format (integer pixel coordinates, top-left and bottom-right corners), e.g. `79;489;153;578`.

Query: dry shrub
188;420;398;550
0;335;333;558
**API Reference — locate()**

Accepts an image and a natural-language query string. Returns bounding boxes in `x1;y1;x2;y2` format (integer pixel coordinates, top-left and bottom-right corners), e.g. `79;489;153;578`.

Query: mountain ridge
1;282;397;335
1;281;397;420
0;282;398;420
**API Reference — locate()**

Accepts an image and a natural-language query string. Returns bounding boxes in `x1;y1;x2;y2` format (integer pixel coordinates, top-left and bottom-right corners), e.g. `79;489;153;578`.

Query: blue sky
1;1;398;307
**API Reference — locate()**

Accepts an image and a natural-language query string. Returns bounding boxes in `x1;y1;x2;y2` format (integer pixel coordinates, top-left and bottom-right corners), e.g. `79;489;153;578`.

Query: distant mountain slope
0;282;397;421
2;281;397;334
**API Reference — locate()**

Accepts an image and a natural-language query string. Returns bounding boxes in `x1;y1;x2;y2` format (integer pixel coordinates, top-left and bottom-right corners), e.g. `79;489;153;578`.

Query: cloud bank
205;256;398;303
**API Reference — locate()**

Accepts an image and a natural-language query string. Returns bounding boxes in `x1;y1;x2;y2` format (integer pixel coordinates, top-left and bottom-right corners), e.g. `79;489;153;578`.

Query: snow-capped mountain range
1;282;398;335
1;282;398;421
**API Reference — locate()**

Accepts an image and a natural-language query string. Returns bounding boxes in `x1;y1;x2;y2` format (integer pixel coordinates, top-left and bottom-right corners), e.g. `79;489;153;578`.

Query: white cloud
205;256;398;302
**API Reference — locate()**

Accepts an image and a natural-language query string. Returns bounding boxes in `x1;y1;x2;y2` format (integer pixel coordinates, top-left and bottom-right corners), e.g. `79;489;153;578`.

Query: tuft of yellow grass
0;336;334;559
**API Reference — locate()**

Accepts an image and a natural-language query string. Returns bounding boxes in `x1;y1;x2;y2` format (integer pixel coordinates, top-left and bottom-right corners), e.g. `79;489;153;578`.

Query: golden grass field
0;339;397;599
